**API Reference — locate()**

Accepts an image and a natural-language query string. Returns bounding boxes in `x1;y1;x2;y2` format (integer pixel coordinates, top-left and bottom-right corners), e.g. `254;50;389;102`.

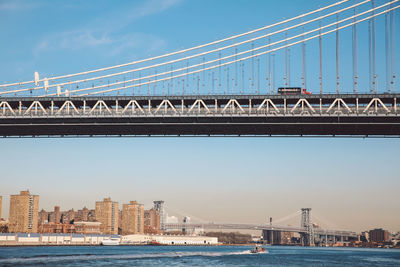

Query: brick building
121;201;144;235
95;198;118;234
9;190;39;233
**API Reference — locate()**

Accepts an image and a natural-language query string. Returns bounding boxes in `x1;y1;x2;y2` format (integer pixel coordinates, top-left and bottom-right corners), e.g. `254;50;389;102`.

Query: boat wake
0;250;268;264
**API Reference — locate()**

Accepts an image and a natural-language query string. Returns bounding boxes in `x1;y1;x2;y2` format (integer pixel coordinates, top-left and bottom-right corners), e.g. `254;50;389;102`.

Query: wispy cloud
34;30;166;58
33;0;183;57
34;30;112;54
0;0;41;11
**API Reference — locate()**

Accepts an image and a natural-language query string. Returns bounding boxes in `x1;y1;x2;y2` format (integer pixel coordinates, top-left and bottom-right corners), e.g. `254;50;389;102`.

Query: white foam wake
0;249;268;264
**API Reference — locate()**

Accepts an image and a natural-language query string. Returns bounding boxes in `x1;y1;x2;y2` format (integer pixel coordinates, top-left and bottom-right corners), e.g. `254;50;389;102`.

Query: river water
0;245;399;266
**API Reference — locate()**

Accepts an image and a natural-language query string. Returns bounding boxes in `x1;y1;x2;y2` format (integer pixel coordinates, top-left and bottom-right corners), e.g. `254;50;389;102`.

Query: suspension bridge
0;0;398;137
163;208;358;246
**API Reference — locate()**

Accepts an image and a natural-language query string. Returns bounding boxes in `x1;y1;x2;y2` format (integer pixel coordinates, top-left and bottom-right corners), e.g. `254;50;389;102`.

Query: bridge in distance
0;0;399;137
164;208;357;246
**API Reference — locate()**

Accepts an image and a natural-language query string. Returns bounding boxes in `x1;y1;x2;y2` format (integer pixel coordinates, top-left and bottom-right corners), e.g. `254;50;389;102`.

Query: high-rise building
369;228;390;243
9;190;39;233
95;198;118;234
38;209;49;225
144;208;161;234
49;206;61;223
153;201;166;230
121;201;144;235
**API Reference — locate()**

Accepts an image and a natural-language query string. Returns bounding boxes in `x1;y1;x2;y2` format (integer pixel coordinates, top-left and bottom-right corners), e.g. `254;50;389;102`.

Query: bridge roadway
0;93;399;137
164;223;358;238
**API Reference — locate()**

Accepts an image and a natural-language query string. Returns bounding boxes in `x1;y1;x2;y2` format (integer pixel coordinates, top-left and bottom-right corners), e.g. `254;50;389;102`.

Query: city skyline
0;0;399;234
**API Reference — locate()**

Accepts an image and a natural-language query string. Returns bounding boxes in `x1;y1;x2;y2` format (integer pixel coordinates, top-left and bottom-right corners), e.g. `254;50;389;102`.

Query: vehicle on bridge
278;87;312;95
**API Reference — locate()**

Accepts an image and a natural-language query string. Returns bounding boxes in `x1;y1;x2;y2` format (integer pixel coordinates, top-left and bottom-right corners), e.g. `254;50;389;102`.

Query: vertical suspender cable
353;7;358;94
154;69;157;95
319;17;323;94
272;54;275;94
235;47;238;94
170;65;173;95
390;4;396;92
212;71;215;95
241;60;244;94
288;48;291;87
369;4;373;93
132;72;135;96
185;60;188;95
226;66;229;95
139;72;142;95
202;56;205;94
302;18;307;90
198;58;201;95
251;41;255;92
266;30;270;95
284;25;288;87
372;0;378;93
336;13;340;94
218;49;222;94
257;57;260;94
268;36;271;94
386;10;391;93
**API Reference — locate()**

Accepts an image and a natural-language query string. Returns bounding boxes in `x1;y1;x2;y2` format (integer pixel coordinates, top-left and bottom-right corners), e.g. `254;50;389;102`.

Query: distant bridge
164;222;357;237
163;208;357;246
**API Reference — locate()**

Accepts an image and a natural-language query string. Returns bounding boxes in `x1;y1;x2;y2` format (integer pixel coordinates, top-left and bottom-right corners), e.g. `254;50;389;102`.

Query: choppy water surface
0;245;399;266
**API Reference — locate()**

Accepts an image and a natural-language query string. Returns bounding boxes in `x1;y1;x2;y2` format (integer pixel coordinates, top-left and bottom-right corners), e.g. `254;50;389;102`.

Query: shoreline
0;243;398;249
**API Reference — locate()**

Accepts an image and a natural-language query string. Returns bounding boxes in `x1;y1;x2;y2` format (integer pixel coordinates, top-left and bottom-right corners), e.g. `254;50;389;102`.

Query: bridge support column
394;98;397;113
83;100;86;114
319;99;322;114
284;99;287;114
19;101;22;115
356;98;359;113
51;101;54;115
249;99;252;114
215;99;218;112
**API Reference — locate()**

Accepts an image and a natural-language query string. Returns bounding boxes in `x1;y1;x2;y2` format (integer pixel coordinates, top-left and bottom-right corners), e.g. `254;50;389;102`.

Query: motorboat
101;238;120;246
250;244;266;253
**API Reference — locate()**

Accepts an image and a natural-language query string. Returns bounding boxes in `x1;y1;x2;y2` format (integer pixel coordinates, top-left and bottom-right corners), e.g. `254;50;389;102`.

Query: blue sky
0;0;399;232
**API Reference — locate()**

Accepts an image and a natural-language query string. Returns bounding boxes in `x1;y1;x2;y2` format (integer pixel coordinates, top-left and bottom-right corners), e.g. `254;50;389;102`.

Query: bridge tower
300;208;314;246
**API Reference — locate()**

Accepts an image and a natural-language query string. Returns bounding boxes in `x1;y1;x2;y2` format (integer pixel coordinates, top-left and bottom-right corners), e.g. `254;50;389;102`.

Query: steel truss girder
0;101;15;115
0;96;398;118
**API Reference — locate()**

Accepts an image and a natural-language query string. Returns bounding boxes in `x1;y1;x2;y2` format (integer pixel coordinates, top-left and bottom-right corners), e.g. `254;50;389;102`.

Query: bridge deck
0;94;399;137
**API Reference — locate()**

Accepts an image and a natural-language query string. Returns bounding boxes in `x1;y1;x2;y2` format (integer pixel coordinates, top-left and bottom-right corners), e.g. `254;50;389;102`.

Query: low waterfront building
74;221;101;234
121;234;218;245
0;233;120;245
38;222;75;234
0;233;16;242
17;233;41;243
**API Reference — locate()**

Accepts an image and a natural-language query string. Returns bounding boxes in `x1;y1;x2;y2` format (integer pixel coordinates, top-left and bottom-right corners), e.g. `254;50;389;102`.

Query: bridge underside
0;94;399;137
1;116;399;137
